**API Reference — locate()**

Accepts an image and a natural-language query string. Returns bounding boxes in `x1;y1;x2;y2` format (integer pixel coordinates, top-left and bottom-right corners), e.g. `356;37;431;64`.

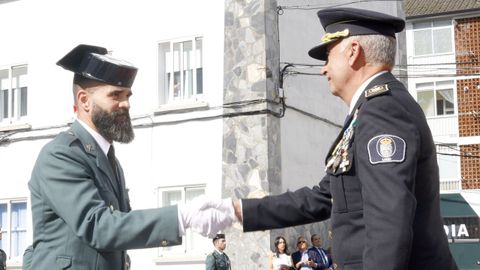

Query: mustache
112;108;131;120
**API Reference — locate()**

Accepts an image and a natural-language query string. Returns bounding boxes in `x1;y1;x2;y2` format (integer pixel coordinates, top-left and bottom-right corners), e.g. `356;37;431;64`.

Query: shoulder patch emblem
367;134;406;164
365;84;389;99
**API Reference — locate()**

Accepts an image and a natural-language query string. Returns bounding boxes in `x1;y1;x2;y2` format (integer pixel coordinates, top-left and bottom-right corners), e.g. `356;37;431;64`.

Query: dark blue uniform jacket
242;72;458;270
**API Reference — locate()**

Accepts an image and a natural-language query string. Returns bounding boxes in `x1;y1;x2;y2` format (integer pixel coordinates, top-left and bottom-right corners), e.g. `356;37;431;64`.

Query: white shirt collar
348;71;388;114
214;248;224;255
76;118;111;156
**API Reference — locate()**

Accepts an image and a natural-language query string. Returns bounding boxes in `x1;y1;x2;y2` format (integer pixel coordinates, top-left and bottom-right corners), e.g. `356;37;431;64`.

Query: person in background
23;44;234;270
205;234;231;270
231;7;458;270
291;236;315;270
308;234;332;270
268;236;292;270
0;228;6;270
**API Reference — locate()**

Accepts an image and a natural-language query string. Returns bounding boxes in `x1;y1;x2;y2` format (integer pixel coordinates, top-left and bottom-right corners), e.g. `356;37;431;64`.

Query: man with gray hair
231;7;458;270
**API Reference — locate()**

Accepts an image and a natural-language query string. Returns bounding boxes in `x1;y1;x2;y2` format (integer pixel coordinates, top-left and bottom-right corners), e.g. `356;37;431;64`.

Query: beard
91;103;135;143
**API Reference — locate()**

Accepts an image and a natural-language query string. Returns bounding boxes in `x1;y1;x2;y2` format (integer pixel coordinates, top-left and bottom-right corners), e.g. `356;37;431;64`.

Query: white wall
277;0;404;192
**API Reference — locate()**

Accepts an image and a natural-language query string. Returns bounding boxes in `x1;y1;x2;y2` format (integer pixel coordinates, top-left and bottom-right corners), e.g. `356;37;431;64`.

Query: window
413;19;453;56
0;200;27;260
158;37;203;104
0;65;28;125
416;80;455;117
157;185;209;255
436;145;460;180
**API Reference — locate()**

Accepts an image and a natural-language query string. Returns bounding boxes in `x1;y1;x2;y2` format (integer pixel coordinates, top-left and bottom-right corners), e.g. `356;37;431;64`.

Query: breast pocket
330;174;348;213
329;148;363;213
56;255;72;269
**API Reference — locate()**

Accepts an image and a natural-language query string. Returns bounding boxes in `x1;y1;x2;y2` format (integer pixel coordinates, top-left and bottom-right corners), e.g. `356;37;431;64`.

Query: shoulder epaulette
56;128;79;146
365;84;389;99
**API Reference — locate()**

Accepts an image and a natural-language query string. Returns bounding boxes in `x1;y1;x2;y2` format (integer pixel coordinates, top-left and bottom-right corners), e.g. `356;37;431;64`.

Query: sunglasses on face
297;240;306;244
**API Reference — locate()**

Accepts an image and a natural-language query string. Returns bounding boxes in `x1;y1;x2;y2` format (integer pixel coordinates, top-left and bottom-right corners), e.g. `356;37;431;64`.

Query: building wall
405;13;463;191
221;1;282;268
456;16;480;189
457;78;480;138
459;144;480;189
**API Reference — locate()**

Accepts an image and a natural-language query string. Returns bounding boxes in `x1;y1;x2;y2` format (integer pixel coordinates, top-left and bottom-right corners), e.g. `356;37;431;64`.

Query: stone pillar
222;0;281;269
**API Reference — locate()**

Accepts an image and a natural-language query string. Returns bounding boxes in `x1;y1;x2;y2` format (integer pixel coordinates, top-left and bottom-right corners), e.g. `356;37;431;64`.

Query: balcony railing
427;115;461;193
440;179;462;192
426;115;458;138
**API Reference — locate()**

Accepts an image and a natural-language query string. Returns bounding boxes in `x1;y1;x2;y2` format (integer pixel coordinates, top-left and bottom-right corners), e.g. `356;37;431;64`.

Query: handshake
177;196;238;238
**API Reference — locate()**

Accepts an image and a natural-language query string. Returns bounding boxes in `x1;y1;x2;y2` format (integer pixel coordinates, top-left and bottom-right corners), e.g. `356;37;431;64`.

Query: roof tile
405;0;480;17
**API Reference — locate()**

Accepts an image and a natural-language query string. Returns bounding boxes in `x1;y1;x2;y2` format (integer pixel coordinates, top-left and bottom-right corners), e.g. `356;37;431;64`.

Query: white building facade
405;4;480;192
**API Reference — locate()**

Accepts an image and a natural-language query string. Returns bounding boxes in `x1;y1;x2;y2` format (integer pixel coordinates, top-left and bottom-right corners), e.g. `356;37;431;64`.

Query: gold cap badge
321;29;350;43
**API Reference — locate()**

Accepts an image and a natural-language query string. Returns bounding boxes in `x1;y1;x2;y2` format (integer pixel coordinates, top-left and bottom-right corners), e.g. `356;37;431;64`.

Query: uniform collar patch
365;84;389;99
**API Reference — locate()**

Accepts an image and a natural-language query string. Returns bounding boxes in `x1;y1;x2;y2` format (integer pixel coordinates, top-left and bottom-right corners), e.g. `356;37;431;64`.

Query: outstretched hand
178;196;236;238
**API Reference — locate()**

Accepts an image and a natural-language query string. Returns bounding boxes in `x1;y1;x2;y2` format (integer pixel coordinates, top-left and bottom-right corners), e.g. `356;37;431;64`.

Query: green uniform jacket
0;249;6;270
24;121;181;270
205;251;231;270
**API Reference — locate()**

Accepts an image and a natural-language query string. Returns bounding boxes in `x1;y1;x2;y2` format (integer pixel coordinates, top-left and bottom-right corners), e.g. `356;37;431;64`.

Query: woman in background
268;236;293;270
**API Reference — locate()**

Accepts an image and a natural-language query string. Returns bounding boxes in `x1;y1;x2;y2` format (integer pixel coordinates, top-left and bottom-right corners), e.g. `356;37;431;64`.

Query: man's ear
77;89;91;112
348;40;362;66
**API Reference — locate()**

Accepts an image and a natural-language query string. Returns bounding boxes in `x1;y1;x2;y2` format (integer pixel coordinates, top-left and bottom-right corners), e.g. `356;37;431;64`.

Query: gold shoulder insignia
365;84;389;99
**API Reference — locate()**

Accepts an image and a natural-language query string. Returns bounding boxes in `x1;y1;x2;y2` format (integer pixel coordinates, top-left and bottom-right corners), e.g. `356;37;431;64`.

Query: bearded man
23;44;234;270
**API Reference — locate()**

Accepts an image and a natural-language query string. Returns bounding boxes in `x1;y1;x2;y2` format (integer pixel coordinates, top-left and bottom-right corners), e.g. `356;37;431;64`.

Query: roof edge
406;8;480;20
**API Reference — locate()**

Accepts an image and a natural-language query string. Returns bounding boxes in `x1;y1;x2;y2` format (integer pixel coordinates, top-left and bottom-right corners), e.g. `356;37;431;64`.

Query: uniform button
161;240;168;246
109;204;115;212
333;263;338;270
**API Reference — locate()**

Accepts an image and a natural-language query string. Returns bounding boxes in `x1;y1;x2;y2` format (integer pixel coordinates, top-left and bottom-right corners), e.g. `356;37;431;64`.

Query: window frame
156;184;209;256
158;36;204;105
0;64;28;126
416;80;456;118
412;19;454;56
0;199;28;261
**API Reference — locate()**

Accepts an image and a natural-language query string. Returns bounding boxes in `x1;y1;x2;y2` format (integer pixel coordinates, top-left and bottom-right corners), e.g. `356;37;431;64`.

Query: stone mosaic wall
222;0;282;269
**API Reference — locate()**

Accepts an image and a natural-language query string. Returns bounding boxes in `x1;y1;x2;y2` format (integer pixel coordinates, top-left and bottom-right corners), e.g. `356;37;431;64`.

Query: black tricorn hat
57;44;138;88
308;7;405;61
212;234;225;242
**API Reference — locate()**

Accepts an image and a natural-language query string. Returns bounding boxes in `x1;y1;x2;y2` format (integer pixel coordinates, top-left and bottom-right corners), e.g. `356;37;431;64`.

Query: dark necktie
107;146;123;198
223;253;230;269
319;248;328;266
344;114;351;126
107;146;117;178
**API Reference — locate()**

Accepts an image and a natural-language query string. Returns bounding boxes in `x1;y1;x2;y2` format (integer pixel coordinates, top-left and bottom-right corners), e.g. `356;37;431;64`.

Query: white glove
190;205;234;238
178;196;235;237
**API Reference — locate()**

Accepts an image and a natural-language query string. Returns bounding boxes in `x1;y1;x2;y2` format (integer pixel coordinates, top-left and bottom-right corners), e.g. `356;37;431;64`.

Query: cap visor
308;39;337;61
